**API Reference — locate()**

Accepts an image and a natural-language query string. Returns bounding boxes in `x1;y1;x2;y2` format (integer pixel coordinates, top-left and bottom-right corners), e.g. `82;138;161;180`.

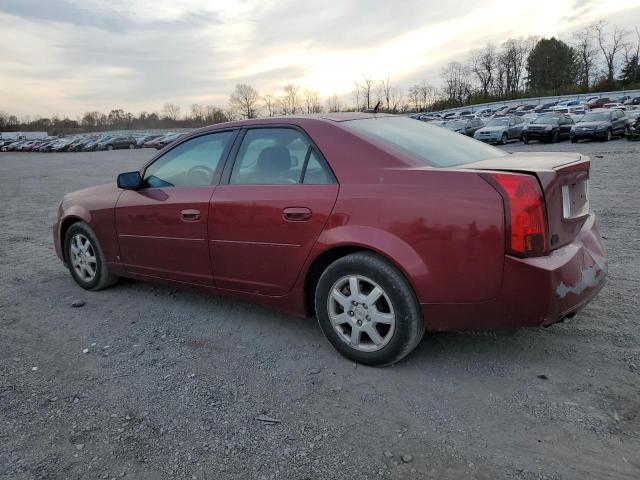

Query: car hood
575;121;609;128
63;183;116;204
476;126;507;133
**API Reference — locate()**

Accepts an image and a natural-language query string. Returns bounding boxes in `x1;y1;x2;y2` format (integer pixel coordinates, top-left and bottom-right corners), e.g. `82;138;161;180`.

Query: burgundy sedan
54;113;607;366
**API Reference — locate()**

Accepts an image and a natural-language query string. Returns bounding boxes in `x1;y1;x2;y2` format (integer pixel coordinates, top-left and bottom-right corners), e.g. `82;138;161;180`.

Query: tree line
2;20;639;134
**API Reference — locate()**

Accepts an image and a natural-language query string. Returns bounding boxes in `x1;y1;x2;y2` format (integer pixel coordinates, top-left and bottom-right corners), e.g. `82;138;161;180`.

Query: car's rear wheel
604;128;612;141
523;136;529;144
551;131;559;143
315;252;425;366
500;132;508;145
107;145;114;151
64;222;118;291
129;143;135;149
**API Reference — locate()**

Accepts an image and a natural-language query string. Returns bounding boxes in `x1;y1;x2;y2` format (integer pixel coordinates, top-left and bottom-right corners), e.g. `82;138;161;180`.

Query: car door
115;130;235;285
613;110;626;134
559;116;573;138
507;117;521;139
209;127;339;296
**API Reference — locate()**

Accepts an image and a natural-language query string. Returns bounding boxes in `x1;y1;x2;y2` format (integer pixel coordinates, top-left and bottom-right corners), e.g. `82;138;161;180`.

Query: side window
230;128;308;185
143;131;232;188
303;151;333;184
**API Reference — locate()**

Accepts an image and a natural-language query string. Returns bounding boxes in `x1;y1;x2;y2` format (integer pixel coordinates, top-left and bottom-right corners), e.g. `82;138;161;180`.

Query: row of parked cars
0;132;186;153
412;101;640;145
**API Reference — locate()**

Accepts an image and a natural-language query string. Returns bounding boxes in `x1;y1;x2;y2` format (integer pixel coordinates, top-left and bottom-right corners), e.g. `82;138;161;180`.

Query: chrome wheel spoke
350;327;361;346
348;276;360;298
331;288;351;309
364;325;384;346
365;286;383;305
331;312;351;326
370;309;393;325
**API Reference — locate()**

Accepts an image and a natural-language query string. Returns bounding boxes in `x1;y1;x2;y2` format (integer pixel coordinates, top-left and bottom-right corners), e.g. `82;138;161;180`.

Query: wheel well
59;216;82;262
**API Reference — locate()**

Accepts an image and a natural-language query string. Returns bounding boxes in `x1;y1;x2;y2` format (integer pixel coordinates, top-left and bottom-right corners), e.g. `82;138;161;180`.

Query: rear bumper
422;214;607;331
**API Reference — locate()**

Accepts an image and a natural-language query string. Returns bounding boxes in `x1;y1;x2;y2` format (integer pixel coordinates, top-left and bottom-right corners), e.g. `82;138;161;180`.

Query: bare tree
388;87;404;112
468;44;496;96
355;75;374;110
190;104;205;123
594;21;628;83
279;84;301;114
441;62;472;105
498;38;534;95
162;102;181;121
262;94;277;117
572;26;598;89
229;84;260;119
378;76;393;111
408;82;436;111
351;86;362;111
303;89;322;113
326;94;342;112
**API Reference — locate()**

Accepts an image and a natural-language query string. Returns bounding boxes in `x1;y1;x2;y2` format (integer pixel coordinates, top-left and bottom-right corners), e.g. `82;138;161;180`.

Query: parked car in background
534;102;558;112
474;108;494;117
587;97;612;109
53;113;607;366
603;102;624;109
144;133;183;149
522;114;574;143
571;109;627;142
474;116;525;144
136;134;162;147
96;135;138;151
443;118;485;136
623;96;640;105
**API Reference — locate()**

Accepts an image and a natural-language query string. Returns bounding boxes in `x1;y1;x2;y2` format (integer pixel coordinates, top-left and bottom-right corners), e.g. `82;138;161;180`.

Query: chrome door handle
180;209;201;221
283;207;312;222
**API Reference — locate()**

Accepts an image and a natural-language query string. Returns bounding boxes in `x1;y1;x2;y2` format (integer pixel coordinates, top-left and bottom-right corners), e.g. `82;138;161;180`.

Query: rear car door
209;126;339;296
115;131;235;285
613;110;626;134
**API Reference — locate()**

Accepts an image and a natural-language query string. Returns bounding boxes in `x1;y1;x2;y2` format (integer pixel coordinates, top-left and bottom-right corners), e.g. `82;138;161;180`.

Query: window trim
139;129;239;190
220;124;337;186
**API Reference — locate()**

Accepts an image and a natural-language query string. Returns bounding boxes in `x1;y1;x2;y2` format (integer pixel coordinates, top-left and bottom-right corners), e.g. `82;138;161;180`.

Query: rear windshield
581;112;611;122
485;118;510;127
343;116;506;167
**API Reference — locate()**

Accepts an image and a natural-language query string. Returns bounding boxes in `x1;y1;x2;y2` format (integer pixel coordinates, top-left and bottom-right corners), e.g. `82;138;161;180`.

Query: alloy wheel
327;275;396;352
69;233;97;282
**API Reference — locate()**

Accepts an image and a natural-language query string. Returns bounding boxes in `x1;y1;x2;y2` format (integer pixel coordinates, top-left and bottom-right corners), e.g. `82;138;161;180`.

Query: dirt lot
1;137;639;480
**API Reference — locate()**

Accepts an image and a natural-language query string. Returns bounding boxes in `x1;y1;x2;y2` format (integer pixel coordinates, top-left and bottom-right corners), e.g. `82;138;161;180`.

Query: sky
1;0;640;118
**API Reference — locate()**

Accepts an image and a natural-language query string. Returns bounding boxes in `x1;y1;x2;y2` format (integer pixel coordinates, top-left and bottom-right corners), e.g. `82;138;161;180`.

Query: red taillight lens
486;173;548;256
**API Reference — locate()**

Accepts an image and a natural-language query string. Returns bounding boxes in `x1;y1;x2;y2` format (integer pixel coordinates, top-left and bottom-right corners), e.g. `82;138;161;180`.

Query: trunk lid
463;152;591;251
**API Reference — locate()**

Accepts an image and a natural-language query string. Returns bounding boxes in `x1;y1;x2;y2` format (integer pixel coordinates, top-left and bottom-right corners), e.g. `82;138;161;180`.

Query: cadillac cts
54;113;607;366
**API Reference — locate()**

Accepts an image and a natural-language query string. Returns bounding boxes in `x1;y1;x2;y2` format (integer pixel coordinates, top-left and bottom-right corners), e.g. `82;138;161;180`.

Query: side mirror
117;171;142;190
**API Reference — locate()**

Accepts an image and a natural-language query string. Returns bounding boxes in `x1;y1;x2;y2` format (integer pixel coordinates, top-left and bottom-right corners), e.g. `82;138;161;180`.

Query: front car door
209;126;339;296
115;130;235;285
508;117;523;139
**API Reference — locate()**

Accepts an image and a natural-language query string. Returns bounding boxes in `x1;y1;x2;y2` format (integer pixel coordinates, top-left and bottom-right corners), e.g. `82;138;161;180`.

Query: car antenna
363;100;381;114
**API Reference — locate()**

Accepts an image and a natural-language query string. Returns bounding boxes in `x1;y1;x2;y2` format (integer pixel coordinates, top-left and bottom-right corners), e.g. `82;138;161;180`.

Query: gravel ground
0;138;639;480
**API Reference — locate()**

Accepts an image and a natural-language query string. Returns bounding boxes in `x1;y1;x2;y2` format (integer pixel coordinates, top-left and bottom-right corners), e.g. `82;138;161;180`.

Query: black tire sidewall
501;133;507;145
315;253;423;366
64;223;104;290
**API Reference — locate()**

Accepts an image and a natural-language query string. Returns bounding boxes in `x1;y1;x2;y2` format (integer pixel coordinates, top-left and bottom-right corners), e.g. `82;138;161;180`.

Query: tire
107;145;114;151
571;137;577;143
551;131;559;143
63;222;118;291
129;143;135;149
523;136;529;144
314;252;425;366
500;132;508;145
604;129;612;142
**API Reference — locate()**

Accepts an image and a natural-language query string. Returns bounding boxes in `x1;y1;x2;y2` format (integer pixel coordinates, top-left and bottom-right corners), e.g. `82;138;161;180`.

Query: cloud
0;0;639;117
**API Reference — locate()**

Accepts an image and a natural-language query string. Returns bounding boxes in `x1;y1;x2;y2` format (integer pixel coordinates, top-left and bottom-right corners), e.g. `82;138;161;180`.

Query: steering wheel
186;165;214;184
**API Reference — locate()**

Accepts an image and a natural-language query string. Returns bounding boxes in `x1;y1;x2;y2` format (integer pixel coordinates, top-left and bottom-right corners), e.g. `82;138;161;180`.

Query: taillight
484;172;548;256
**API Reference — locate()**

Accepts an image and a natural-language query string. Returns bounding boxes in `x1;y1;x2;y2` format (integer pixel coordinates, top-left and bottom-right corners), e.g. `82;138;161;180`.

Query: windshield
532;115;559;125
486;118;509;127
581;112;611;122
343;117;506;168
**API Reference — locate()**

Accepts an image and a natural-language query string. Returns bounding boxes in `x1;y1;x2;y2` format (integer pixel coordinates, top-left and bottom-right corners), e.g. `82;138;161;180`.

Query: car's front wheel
500;132;508;145
64;222;118;291
315;252;425;366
